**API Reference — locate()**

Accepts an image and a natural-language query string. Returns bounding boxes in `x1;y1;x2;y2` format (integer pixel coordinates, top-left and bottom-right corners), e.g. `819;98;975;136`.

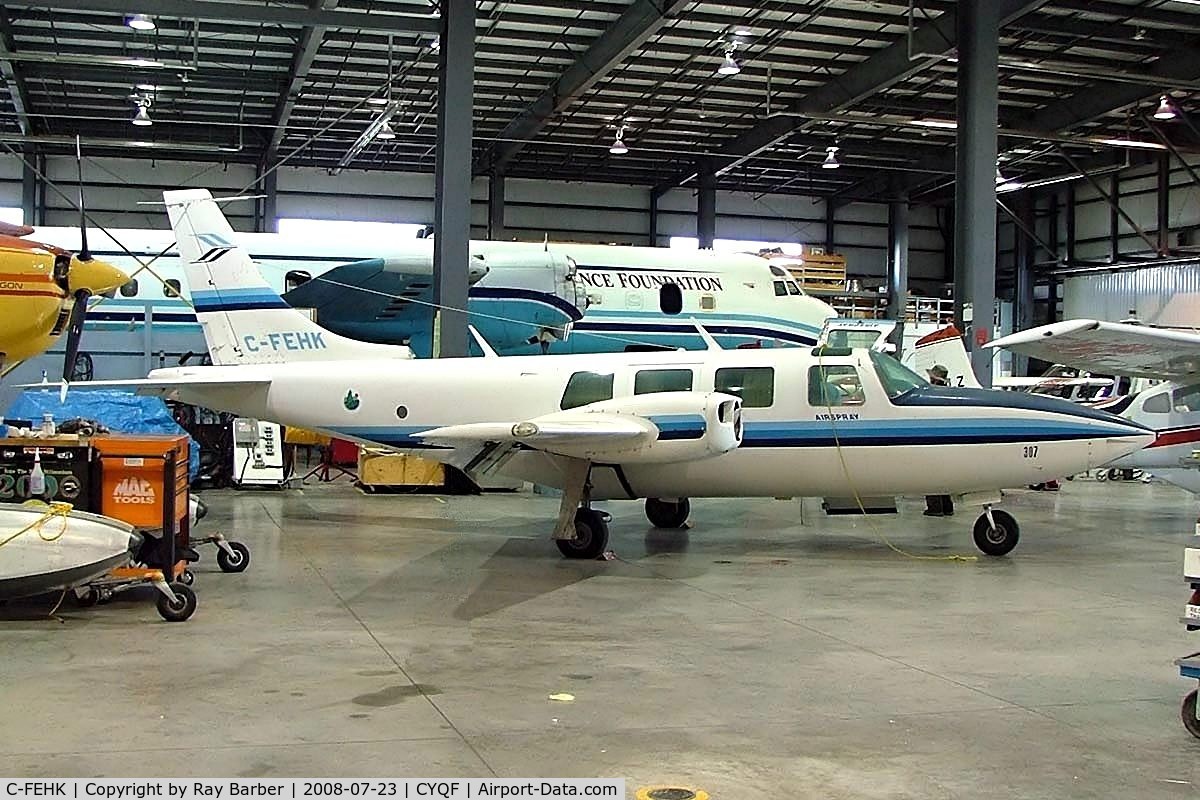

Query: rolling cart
1176;548;1200;737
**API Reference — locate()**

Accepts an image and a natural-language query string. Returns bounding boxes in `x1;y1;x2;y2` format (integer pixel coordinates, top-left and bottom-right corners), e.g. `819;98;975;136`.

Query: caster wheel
156;583;197;622
973;509;1020;556
556;509;610;560
1183;690;1200;739
74;588;99;608
645;497;690;529
216;541;250;573
179;569;195;586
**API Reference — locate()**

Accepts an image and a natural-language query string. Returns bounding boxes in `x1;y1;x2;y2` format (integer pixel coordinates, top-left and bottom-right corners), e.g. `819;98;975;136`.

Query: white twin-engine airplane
42;191;1156;560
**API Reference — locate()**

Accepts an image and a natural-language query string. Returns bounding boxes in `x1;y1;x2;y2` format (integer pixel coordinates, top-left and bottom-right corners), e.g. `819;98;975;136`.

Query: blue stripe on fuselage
326;416;1143;451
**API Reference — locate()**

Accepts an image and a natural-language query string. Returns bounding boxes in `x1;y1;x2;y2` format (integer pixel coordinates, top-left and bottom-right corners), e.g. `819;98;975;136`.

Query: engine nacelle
528;390;743;464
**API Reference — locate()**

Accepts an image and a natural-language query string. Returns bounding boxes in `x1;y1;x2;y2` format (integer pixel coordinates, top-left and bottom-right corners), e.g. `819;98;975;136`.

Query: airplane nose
68;257;129;296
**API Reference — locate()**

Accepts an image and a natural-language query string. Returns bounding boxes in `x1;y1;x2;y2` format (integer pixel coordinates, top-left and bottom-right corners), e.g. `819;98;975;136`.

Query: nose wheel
645;497;690;529
556;508;610;560
973;508;1020;556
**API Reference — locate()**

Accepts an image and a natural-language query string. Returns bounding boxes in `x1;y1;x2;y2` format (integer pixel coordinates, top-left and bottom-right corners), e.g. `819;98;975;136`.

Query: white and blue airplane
45;190;1155;560
33;218;834;359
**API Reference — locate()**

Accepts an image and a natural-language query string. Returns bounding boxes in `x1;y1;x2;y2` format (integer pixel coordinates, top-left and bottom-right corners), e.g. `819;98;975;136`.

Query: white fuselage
148;347;1152;501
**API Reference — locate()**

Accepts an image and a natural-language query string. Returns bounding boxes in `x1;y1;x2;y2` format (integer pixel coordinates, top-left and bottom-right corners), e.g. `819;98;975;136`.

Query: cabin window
285;270;312;292
119;279;139;297
809;365;866;407
1143;391;1170;414
659;282;683;315
163;279;181;298
715;367;774;408
773;281;787;297
635;368;693;395
786;281;801;295
561;371;614;410
1173;384;1200;413
699;294;716;311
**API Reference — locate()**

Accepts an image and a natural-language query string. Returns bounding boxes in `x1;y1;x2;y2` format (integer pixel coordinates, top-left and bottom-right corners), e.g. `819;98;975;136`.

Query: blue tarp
3;389;201;482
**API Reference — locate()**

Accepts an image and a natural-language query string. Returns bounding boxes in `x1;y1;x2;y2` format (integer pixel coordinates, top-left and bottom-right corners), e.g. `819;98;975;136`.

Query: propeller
62;135;92;385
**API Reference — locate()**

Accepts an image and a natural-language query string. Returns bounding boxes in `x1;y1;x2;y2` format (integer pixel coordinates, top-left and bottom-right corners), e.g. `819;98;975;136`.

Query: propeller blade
61;288;89;381
75;134;90;262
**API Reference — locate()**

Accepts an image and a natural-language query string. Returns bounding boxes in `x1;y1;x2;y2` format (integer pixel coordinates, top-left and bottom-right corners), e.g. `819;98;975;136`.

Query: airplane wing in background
988;320;1200;380
282;258;438;324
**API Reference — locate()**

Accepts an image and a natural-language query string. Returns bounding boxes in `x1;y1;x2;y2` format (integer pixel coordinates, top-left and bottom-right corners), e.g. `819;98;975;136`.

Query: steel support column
20;145;36;225
648;188;660;247
1047;192;1060;322
697;160;716;249
1109;173;1120;262
1013;193;1035;375
432;0;474;358
824;199;836;252
1158;152;1171;255
487;171;504;241
953;0;1000;385
255;163;278;233
886;198;909;356
1065;185;1076;265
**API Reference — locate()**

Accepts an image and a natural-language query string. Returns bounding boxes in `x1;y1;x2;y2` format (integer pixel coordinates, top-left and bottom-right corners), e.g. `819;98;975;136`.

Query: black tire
973;509;1020;556
555;509;610;560
1183;690;1200;740
74;588;99;608
645;497;690;529
179;569;195;586
216;541;250;573
156;583;197;622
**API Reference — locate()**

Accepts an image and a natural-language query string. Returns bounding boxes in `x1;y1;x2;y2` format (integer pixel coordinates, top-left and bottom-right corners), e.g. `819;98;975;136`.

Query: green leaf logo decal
344;390;361;411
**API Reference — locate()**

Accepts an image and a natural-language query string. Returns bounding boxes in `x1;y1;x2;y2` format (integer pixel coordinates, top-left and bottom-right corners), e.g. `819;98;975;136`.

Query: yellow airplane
0;220;128;377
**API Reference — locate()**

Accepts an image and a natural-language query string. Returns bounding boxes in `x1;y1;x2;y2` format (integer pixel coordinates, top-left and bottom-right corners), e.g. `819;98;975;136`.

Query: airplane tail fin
164;189;412;366
905;325;982;389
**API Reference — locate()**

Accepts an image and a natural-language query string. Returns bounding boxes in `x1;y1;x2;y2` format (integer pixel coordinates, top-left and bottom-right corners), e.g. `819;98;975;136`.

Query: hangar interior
1;0;1200;797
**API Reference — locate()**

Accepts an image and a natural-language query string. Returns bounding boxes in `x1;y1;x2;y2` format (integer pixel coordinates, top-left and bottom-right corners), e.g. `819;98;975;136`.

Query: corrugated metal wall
1064;264;1200;326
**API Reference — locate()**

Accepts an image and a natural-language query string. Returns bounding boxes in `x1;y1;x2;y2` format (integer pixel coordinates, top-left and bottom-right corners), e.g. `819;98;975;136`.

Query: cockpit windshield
869;350;928;399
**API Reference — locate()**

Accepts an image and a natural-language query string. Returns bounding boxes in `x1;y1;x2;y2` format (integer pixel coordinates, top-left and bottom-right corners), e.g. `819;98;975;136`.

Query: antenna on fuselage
468;325;499;358
691;319;723;350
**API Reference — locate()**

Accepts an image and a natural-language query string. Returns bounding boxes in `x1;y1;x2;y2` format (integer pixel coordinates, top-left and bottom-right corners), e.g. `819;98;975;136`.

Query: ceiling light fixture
366;97;389;106
126;13;155;31
733;26;753;36
822;145;840;169
1154;94;1180;121
609;125;629;154
717;43;740;76
996;167;1006;184
376;119;396;140
911;118;957;129
1091;137;1167;150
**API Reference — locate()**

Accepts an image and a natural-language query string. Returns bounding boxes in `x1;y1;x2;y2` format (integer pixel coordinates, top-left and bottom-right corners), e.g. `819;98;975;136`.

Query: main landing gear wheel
556;509;610;560
645;498;690;529
973;509;1020;557
156;583;197;622
1182;689;1200;739
216;541;250;573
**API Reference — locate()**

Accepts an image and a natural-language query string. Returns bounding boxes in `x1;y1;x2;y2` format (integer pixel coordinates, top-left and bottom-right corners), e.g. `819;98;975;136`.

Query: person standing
924;365;955;516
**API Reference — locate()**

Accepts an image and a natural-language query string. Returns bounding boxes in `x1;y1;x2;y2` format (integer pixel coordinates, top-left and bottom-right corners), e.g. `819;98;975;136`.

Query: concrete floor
1;477;1199;797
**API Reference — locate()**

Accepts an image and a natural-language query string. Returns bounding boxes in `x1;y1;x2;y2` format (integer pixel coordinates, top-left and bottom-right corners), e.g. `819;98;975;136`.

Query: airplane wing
988;320;1200;380
282;256;486;326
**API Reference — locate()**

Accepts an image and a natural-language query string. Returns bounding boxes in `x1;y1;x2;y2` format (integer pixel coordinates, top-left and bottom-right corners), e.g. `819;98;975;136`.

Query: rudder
164;189;412;365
